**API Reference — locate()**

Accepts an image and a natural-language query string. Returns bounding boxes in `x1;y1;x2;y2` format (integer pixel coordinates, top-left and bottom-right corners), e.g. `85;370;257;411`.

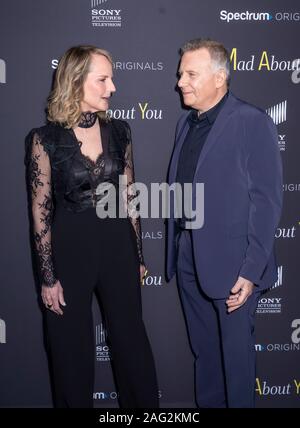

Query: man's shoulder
232;94;270;122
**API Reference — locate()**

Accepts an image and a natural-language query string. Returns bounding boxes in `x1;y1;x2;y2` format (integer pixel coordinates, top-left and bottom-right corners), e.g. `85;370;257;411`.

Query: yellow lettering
258;51;270;70
138;102;148;120
294;379;300;394
230;48;237;71
255;378;262;395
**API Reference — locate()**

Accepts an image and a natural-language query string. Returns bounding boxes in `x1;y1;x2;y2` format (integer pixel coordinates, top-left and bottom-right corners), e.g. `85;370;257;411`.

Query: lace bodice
26;119;144;287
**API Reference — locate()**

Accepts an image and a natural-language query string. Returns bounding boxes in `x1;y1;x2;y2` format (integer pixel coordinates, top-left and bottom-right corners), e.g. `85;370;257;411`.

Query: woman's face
80;53;116;112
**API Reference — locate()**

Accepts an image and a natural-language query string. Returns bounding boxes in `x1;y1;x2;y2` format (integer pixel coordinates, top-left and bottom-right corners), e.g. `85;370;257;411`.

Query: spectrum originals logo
220;10;300;23
51;59;163;72
255;319;300;352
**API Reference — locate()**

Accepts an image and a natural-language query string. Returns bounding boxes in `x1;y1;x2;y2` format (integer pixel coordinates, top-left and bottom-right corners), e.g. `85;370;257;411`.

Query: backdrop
0;0;299;408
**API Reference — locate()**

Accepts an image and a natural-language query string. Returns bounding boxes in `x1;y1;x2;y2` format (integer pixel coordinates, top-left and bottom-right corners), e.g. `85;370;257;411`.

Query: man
166;39;283;408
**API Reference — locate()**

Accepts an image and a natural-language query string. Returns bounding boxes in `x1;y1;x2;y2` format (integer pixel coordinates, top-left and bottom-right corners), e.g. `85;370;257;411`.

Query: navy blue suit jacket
166;92;283;299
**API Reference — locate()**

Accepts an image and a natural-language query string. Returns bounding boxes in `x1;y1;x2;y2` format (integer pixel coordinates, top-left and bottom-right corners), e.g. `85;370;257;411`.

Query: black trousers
45;206;158;408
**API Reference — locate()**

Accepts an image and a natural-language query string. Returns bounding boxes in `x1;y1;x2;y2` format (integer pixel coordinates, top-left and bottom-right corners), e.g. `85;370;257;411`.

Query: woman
26;45;158;408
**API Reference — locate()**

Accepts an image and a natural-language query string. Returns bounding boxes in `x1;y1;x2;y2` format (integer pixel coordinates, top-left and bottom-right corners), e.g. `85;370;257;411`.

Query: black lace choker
78;111;98;128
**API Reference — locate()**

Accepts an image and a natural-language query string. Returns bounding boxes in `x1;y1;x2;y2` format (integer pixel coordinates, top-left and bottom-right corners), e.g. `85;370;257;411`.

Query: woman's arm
27;131;57;287
123;124;145;268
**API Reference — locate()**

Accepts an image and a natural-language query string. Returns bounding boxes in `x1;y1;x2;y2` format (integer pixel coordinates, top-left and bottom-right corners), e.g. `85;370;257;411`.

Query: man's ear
215;68;227;89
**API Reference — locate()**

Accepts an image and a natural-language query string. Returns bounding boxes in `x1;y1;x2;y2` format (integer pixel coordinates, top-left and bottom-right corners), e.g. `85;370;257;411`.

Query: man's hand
41;280;66;315
226;276;254;313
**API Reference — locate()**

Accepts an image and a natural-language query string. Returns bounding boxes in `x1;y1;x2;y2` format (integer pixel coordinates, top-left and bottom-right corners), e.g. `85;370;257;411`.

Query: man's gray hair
180;38;230;85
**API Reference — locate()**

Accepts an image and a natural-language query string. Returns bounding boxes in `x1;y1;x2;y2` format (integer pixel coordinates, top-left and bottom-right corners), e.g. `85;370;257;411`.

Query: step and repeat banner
0;0;299;408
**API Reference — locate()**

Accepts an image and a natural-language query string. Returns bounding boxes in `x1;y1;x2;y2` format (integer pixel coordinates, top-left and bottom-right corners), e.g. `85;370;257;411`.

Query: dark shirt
176;92;228;228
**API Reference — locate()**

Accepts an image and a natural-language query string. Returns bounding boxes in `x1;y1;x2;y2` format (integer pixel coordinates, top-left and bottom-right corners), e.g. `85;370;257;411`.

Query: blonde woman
26;45;158;408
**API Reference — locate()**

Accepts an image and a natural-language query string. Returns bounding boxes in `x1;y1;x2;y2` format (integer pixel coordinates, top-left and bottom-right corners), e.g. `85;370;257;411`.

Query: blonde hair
47;45;113;128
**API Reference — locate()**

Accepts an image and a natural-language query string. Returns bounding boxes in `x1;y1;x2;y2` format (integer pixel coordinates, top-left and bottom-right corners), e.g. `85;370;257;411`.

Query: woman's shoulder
27;122;57;141
110;118;130;129
110;118;131;141
25;123;65;158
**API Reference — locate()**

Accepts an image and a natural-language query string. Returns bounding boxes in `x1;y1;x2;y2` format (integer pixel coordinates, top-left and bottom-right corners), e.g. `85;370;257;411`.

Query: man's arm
239;112;283;285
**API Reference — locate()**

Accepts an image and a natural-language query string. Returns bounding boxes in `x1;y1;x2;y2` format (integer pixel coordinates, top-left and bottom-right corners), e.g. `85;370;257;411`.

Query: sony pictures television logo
256;266;283;314
266;100;287;126
270;265;283;290
266;101;288;151
90;0;122;28
95;323;111;362
266;100;287;151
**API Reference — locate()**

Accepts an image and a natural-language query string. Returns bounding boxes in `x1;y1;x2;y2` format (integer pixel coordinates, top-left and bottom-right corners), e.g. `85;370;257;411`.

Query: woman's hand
41;280;66;315
140;265;148;285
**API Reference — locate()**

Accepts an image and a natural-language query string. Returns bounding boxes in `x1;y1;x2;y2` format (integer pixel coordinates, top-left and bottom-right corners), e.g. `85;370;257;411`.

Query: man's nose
178;76;186;88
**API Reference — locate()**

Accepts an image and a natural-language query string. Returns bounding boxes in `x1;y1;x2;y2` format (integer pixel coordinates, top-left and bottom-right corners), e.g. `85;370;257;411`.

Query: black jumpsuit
26;118;158;408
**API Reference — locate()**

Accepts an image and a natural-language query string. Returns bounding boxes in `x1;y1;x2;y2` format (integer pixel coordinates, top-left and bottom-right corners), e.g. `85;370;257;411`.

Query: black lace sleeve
123;124;145;266
26;131;57;287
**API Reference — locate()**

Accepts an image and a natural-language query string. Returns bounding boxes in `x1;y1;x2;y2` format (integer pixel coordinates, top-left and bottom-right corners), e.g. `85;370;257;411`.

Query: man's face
178;48;219;112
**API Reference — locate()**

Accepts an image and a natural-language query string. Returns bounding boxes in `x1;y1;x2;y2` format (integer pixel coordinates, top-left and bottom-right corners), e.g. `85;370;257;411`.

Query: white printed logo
0;59;6;84
266;100;287;125
0;319;6;344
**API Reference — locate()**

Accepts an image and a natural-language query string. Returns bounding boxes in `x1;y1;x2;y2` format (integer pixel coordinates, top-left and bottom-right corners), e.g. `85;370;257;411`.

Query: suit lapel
168;114;190;184
169;93;239;184
193;93;237;178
